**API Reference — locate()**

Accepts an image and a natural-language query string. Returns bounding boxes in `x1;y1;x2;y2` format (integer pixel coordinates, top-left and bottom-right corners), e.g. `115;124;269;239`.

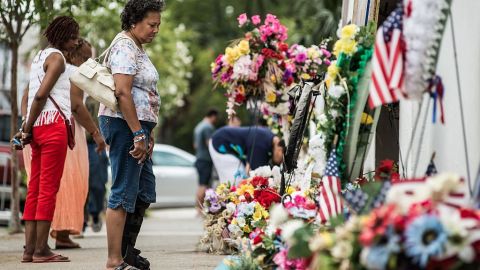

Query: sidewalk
0;208;224;270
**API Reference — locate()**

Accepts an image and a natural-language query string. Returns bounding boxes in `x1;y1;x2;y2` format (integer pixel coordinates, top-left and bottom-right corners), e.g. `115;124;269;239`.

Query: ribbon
429;76;445;124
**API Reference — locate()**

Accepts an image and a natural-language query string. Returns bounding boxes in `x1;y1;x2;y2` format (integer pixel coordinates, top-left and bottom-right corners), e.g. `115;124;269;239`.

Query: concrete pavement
0;208;224;270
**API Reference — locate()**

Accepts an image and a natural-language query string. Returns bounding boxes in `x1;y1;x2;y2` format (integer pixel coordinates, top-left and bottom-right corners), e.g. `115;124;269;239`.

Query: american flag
318;148;343;223
425;159;438;176
342;188;369;214
368;5;406;108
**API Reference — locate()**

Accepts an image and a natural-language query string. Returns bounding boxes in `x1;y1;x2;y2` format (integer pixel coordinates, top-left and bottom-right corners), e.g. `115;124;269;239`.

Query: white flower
426;173;462;200
328;85;345;99
227;224;241;235
331;241;353;260
251;165;272;178
226;202;236;215
236;216;246;227
271;166;282;185
330;109;340;119
231;55;252;80
318;114;328;126
386;183;432;213
281;220;304;245
269;204;289;227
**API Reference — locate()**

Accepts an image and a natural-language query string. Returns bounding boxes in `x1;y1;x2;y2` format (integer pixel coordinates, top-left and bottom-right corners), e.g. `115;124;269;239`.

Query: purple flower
209;203;222;213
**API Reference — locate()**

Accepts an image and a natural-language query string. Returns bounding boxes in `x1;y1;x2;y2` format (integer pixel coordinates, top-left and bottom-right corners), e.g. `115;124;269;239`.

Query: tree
0;0;36;233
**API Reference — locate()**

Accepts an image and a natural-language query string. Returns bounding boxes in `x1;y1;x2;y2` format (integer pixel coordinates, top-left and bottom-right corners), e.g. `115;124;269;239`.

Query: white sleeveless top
27;48;72;127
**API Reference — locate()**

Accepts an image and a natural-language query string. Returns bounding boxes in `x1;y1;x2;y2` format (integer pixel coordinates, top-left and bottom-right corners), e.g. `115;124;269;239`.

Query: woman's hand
92;130;106;154
21;131;33;146
147;131;154;158
129;135;147;164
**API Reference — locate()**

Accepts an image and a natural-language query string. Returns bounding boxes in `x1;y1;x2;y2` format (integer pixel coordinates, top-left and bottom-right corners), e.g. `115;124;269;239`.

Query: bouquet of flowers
211;13;292;117
200;167;283;254
317;22;376;180
288;173;480;270
286;43;332;82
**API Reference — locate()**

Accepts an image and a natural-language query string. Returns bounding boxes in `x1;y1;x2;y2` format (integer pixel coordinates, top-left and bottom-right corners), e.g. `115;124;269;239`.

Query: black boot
122;199;150;270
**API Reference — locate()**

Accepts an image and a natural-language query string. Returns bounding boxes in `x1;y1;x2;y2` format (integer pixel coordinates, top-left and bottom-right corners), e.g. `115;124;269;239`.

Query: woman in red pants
20;16;79;263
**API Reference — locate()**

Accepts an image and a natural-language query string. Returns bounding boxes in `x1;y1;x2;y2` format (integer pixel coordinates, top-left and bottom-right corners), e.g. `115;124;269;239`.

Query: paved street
0;208;224;270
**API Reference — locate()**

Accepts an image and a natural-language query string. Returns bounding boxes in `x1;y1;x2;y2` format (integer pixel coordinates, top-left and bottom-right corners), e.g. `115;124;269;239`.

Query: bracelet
133;134;146;143
132;128;145;137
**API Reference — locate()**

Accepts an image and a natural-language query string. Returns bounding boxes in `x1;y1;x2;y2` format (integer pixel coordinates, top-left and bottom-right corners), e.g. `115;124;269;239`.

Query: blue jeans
87;142;109;215
99;116;156;213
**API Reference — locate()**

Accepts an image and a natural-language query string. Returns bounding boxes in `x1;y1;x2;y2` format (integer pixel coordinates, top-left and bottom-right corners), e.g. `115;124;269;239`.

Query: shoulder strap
35;74;67;120
48;95;67;120
98;33;136;64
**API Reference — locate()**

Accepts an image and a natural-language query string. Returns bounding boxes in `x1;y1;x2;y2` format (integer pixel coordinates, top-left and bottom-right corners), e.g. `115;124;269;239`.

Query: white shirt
27;48;71;126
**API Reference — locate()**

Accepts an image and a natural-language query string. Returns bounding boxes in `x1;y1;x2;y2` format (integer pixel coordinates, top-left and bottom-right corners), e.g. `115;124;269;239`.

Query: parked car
150;144;199;208
108;144;199;208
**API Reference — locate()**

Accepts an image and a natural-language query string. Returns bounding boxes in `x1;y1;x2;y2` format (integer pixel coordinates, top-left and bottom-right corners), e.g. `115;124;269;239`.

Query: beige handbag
70;34;135;111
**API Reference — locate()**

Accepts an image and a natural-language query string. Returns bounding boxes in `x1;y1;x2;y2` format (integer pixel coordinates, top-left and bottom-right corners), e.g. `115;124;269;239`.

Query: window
152;150;193;167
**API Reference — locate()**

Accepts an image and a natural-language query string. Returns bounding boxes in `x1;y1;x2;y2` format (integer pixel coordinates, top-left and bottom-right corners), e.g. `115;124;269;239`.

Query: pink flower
251;15;261;25
237;13;248;27
265;14;278;24
295;53;307;63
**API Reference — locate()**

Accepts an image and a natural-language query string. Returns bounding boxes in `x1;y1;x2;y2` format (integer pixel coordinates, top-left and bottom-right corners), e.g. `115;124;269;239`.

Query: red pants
23;121;67;221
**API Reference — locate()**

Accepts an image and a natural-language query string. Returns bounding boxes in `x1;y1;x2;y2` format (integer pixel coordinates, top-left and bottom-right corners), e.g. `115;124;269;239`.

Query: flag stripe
369;6;405;108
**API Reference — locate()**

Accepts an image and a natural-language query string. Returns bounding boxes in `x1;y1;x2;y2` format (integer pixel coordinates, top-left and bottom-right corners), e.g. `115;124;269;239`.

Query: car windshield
151;150;192;167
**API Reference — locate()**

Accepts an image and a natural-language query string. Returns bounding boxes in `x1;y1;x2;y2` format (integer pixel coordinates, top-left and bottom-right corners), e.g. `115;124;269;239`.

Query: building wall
399;1;480;187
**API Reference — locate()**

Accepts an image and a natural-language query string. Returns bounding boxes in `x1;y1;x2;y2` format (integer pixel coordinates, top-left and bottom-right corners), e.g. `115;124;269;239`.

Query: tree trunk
9;43;22;234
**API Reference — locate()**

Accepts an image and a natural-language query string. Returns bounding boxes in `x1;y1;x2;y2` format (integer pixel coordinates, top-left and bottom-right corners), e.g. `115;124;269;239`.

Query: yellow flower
307;47;319;59
319;232;334;248
301;73;311;80
262;208;269;219
237;40;250;55
270;75;277;83
253;210;263;221
231;218;238;225
225;47;240;64
327;62;339;79
237;184;254;196
325;77;332;88
266;91;277;103
286;186;295;195
361;112;373;125
341;24;359;39
216;183;227;194
341;38;357;55
210;62;216;72
243;225;251;233
333;40;342;57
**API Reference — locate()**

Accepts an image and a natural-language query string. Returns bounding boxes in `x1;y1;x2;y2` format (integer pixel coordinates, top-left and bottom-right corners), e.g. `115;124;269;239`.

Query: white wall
399;1;480;188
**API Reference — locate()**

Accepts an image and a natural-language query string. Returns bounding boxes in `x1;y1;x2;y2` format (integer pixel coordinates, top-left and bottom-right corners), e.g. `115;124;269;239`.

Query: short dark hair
121;0;166;31
44;16;79;49
206;109;219;117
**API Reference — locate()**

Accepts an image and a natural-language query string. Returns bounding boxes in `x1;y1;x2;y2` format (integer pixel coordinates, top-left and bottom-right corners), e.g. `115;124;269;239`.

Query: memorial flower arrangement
224;173;480;270
317;22;376;179
211;13;292;117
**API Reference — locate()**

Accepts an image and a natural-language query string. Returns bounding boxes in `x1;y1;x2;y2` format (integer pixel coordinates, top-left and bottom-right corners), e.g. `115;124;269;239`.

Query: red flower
234;93;246;104
378;159;394;173
374;159;398;181
254;188;280;208
250;228;265;245
244;192;253;202
360;204;399;246
278;42;289;52
251;176;269;188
